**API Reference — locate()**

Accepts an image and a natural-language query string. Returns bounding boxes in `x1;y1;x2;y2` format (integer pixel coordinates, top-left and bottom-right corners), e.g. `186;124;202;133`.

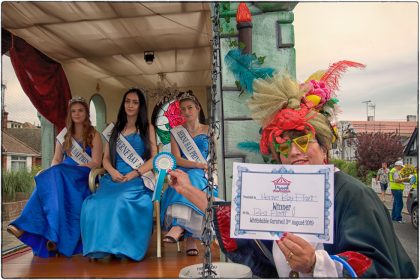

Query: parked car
406;187;418;229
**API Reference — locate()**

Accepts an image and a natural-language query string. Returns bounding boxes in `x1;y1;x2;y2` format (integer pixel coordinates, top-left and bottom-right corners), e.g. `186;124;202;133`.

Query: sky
1;2;418;125
294;2;418;121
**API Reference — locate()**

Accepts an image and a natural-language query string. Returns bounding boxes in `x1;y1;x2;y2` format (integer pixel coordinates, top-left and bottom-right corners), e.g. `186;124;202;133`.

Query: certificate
230;162;334;243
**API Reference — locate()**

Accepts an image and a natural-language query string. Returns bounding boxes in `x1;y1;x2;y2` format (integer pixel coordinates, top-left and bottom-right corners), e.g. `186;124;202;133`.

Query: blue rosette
152;152;176;201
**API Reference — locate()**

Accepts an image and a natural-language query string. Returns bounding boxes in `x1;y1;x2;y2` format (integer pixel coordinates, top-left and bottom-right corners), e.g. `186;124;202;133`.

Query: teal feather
237;141;261;153
225;48;275;94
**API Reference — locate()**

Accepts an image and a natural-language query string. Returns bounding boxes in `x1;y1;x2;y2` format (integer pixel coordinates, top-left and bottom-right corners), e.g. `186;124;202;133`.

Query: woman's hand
110;170;126;182
196;162;208;170
168;169;192;194
124;170;138;182
276;232;316;273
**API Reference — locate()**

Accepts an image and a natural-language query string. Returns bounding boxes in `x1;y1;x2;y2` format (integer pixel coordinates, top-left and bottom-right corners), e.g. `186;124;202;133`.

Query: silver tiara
69;96;87;105
177;91;196;102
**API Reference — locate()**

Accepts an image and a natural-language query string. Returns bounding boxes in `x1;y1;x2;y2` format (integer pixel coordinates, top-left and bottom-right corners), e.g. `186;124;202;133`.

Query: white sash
102;123;155;191
171;125;219;191
170;125;207;163
56;128;92;165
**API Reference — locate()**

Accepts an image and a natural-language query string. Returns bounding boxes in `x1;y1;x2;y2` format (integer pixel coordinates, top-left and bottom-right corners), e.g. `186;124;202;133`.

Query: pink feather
320;60;366;94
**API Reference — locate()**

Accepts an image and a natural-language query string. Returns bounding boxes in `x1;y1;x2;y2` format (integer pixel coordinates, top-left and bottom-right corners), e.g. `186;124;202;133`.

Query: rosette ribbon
152;152;176;201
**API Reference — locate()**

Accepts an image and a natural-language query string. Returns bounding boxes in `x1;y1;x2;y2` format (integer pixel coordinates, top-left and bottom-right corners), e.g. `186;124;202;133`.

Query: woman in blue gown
7;97;103;258
160;91;217;256
80;88;157;262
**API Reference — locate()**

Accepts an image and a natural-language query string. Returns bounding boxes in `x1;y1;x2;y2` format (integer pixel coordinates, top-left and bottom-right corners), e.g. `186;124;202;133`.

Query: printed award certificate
230;162;334;243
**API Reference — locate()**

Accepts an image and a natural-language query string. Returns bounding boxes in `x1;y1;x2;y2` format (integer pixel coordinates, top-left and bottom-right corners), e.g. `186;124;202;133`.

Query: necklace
187;124;201;133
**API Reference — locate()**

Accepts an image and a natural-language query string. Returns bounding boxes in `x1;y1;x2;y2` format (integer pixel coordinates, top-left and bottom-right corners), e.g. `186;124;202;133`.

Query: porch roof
1;131;40;157
2;2;212;91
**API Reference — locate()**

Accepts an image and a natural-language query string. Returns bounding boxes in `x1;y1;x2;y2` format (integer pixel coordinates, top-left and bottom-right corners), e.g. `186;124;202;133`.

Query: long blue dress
160;134;218;238
11;146;92;258
80;133;153;261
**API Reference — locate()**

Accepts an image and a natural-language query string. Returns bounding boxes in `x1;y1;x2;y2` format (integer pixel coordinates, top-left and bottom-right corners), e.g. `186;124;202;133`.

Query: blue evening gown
11;146;92;258
80;133;153;261
160;133;218;238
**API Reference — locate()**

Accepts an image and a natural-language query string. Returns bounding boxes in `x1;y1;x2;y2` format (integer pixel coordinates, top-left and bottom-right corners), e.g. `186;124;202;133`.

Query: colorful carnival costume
218;60;417;277
10;146;92;258
160;128;217;239
80;133;153;261
213;171;416;277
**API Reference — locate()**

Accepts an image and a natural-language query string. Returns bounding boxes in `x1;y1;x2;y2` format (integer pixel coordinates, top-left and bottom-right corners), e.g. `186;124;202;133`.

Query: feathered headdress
248;60;366;155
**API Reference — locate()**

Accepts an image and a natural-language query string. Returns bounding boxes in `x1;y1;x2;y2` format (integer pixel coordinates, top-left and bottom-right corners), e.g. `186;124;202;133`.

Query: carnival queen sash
56;128;92;165
102;123;156;191
171;125;218;190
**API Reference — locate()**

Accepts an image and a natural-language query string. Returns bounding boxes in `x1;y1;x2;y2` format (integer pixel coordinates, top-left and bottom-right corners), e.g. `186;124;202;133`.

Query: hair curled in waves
63;99;95;153
109;88;150;168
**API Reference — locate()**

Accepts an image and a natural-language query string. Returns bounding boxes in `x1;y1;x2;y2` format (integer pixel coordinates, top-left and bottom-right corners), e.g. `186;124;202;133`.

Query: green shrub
2;168;36;201
330;159;358;178
364;170;378;186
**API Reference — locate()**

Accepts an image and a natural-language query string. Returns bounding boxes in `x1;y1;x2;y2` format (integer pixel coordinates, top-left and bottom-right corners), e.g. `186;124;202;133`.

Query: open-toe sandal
186;248;199;256
163;233;185;243
7;225;24;238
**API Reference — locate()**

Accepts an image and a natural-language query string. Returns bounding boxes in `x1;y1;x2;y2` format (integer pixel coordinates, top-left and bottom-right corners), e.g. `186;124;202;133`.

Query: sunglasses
274;133;317;158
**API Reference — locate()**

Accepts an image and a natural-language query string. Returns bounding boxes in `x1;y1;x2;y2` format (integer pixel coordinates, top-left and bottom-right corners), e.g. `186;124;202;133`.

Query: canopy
2;2;212;91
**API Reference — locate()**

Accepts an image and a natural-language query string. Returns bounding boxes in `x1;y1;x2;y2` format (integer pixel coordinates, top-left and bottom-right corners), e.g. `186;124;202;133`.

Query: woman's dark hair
109;88;150;167
177;90;206;124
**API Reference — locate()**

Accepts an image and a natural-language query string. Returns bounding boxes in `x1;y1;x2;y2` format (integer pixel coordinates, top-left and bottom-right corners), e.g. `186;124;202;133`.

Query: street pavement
382;193;418;272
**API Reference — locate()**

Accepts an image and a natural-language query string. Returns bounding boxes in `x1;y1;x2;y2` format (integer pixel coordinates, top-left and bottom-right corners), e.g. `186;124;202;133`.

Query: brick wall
1;155;7;170
2;200;28;221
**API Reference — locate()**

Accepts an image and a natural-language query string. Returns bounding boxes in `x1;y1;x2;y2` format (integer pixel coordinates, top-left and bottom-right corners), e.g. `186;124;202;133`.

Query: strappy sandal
163;231;185;252
186;248;199;256
46;240;57;252
162;234;185;243
6;225;24;238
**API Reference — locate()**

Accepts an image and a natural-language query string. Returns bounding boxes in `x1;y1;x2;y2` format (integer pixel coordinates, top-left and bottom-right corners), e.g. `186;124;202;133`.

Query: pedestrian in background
389;160;408;223
376;162;389;202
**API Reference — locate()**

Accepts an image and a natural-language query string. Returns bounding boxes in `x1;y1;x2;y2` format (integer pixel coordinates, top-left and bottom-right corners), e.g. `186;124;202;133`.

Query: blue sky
1;2;418;125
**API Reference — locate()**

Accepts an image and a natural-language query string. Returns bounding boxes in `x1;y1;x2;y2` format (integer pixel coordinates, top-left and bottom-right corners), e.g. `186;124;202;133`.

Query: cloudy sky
294;2;418;121
1;2;418;125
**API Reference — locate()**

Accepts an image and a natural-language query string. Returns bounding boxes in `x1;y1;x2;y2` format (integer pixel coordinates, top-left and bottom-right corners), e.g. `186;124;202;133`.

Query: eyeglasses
274;133;317;158
68;96;86;105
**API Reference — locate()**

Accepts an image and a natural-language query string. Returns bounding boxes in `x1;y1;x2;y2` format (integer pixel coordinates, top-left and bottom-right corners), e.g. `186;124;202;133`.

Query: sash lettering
170;126;206;163
102;123;156;191
56;128;92;165
171;125;218;191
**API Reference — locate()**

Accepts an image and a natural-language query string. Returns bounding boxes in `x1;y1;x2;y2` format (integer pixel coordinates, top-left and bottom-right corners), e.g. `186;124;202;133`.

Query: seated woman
7;96;102;257
160;91;217;256
166;63;417;278
80;88;157;262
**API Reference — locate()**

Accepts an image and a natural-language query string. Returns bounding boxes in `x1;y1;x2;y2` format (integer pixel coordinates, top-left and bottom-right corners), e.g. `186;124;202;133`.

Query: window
11;155;27;171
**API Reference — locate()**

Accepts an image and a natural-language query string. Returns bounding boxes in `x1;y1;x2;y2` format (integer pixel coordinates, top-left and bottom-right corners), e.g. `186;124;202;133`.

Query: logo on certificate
272;176;291;193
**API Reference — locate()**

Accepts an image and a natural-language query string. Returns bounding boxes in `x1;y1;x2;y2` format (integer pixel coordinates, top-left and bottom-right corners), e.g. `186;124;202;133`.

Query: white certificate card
230;162;334;243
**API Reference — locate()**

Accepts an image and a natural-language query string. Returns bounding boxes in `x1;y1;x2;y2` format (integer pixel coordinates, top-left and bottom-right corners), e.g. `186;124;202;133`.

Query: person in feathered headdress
166;61;416;278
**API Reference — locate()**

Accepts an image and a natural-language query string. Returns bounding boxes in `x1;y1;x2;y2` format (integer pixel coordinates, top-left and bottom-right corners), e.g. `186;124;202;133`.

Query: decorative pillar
236;3;253;54
38;113;55;169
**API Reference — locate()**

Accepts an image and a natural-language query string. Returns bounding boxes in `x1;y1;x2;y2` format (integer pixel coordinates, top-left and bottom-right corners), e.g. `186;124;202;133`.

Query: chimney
407;115;416;122
2;111;8;130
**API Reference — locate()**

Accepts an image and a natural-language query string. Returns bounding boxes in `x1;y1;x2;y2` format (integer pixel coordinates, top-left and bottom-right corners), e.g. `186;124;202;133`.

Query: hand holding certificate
230;162;334;243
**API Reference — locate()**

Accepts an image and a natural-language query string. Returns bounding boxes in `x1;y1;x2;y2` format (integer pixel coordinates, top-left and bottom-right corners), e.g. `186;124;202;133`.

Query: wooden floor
1;230;220;278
